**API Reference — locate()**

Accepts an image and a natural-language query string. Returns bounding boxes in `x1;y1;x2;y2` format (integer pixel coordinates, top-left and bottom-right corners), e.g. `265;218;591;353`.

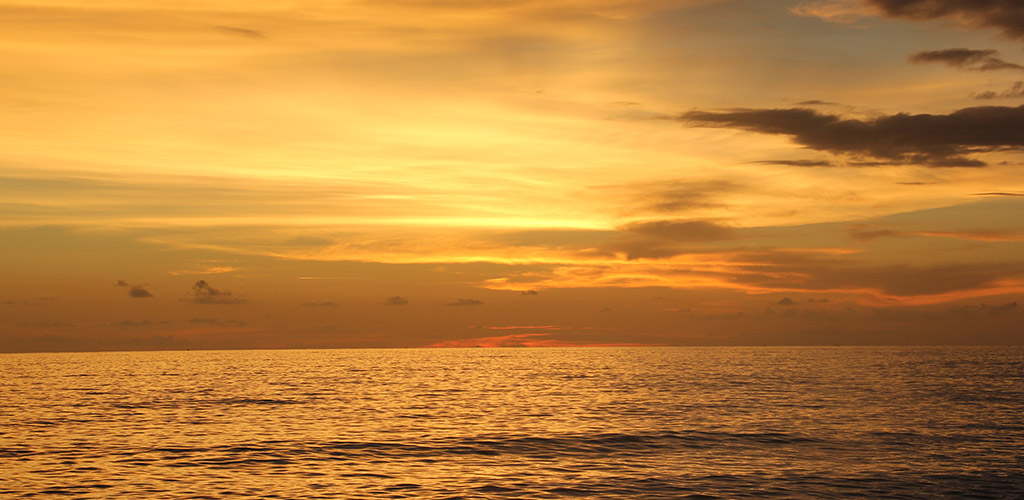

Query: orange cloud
170;266;238;276
485;325;572;330
423;333;661;348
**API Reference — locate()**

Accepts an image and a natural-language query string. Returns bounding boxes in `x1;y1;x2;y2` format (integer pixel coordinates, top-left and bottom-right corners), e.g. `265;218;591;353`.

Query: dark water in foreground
1;346;1022;498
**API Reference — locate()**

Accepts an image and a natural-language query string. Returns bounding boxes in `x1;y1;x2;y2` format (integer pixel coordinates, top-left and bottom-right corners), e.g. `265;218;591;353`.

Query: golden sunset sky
2;0;1023;350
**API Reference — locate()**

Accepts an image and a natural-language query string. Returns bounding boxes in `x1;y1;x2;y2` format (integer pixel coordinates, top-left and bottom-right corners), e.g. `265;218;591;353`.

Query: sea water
2;346;1022;498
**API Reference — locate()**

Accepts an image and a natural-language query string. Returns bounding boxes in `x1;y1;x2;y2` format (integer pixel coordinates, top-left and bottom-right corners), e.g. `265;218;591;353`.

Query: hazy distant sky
2;0;1023;351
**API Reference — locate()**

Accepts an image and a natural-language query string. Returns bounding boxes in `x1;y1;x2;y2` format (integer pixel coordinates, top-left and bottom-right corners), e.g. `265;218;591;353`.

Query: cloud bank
681;106;1024;166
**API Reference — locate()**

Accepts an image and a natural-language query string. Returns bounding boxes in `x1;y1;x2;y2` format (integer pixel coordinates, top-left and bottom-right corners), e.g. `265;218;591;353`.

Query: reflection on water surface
2;346;1022;498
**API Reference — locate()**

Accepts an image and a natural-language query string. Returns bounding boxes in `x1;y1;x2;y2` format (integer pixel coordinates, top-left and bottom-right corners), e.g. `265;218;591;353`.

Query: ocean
2;346;1022;498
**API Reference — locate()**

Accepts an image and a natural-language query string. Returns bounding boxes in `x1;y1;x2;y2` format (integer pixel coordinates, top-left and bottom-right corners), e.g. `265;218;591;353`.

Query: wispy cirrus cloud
790;0;871;23
213;25;265;39
482;244;1024;307
850;226;1024;242
621;220;735;242
169;266;237;276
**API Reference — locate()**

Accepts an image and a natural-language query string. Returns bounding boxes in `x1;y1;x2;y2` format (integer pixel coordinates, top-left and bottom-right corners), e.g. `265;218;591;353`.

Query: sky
2;0;1023;351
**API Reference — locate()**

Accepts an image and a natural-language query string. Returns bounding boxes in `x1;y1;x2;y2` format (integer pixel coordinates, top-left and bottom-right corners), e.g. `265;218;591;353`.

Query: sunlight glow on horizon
2;0;1023;350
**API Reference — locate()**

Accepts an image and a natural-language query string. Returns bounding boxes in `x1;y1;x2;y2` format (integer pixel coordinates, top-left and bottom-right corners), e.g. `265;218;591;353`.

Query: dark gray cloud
909;48;1024;71
110;320;149;327
184;280;246;305
637;180;742;214
867;0;1024;39
974;81;1024;100
189;318;249;326
752;159;833;167
950;301;1019;315
777;297;797;306
594;179;745;216
115;279;153;298
850;228;903;240
975;191;1024;197
751;159;896;167
521;289;539;295
384;296;409;306
598;220;738;260
128;287;153;298
681;105;1024;166
622;220;735;241
725;250;1024;297
795;100;839;106
214;25;265;39
446;298;483;306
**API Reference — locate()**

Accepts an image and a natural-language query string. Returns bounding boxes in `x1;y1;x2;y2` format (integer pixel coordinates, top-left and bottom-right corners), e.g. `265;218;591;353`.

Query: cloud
189;318;249;326
445;298;483;306
909;49;1024;71
600;220;736;260
486;325;571;330
384;296;409;305
602;179;743;215
128;287;153;298
170;266;237;276
115;279;153;298
21;321;75;328
795;1;1024;40
214;25;266;39
423;333;658;348
867;0;1024;40
777;297;797;305
301;301;337;307
725;251;1024;300
795;100;840;106
950;301;1019;315
183;280;246;305
791;0;871;23
622;220;735;241
105;319;164;327
750;159;892;167
482;242;1024;306
974;81;1024;100
850;227;1024;242
975;191;1024;197
521;289;539;295
680;106;1024;166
